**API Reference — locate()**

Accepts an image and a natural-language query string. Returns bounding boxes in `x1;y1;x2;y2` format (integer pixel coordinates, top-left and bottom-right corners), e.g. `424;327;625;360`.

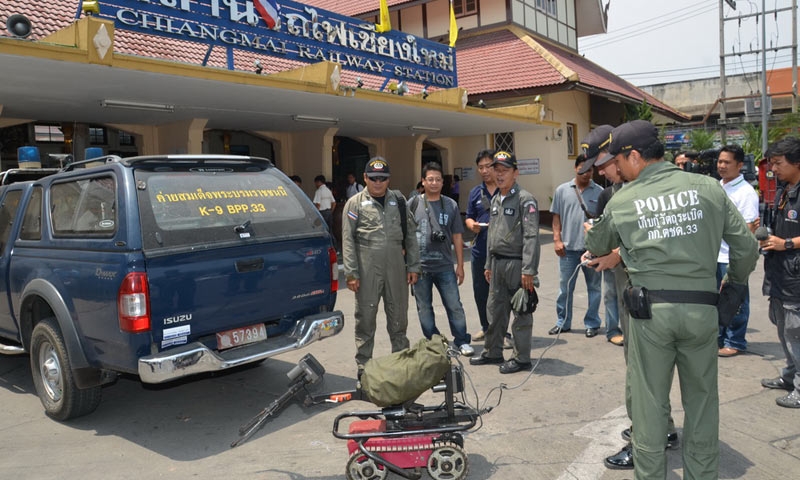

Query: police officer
759;136;800;408
585;120;758;479
342;157;421;372
469;151;541;374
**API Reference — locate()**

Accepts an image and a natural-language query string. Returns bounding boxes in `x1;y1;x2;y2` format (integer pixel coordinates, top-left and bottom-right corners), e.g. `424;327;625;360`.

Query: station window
567;123;577;157
34;125;64;143
119;131;135;146
536;0;557;16
89;127;107;145
454;0;477;16
494;132;515;155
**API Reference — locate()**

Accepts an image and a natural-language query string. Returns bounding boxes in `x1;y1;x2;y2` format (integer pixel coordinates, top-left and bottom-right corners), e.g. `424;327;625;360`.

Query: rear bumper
137;311;344;384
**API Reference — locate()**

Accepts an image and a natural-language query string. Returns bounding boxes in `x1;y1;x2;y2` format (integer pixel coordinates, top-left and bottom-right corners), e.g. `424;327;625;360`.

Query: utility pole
719;0;798;151
720;1;731;143
762;0;769;156
794;0;798;123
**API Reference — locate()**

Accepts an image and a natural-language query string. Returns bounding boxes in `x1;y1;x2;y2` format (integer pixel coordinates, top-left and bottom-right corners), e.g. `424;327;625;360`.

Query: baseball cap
364;157;391;178
607;120;659;157
577;124;614;174
491;150;517;169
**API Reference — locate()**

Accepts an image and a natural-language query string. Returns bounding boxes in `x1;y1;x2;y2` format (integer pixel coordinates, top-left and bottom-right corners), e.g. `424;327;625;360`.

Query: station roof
0;3;548;138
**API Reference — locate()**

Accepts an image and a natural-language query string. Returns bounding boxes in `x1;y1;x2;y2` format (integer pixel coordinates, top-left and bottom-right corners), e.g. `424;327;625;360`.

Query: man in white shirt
313;174;336;230
716;145;760;357
345;173;363;199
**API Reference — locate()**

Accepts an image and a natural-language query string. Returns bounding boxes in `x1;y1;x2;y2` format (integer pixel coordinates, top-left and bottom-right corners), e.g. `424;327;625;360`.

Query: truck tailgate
145;236;335;351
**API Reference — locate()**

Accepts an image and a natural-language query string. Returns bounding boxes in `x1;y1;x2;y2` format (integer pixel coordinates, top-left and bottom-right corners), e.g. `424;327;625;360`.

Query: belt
648;290;718;306
492;254;522;261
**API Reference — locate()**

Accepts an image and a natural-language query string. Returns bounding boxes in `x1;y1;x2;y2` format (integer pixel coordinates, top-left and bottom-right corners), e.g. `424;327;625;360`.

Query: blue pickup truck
0;155;343;420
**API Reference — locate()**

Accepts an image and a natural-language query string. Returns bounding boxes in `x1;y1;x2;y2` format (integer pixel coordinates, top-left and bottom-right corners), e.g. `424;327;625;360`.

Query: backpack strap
394;190;408;248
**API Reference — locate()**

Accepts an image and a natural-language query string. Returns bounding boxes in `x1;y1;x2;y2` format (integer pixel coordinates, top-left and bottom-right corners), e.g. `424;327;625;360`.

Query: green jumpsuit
342;189;421;367
586;161;758;480
484;184;541;363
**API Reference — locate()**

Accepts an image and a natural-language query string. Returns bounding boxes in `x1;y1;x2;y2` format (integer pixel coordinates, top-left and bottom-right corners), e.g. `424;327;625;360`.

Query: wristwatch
785;238;795;250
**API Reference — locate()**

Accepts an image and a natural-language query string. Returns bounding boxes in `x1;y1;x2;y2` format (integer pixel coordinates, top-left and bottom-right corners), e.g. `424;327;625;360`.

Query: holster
623;286;652;319
717;282;748;328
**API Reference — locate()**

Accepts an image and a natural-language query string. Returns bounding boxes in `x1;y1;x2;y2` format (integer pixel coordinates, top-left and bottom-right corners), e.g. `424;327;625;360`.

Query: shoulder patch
347;210;358;221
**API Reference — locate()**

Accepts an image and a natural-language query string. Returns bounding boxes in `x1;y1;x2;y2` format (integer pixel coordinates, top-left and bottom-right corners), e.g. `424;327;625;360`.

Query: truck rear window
136;167;324;251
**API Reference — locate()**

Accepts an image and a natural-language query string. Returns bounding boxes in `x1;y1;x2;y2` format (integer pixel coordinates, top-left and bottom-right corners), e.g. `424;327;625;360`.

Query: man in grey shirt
549;155;604;337
410;162;473;356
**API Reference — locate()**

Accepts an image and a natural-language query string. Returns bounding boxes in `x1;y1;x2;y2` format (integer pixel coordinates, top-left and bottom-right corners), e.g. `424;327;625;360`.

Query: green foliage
624;99;653;122
741;113;800;160
688;129;715;151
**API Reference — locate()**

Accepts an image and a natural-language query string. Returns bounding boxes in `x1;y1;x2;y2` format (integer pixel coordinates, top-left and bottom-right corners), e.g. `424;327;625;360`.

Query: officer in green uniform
342;157;421;371
585;121;758;480
469;151;541;374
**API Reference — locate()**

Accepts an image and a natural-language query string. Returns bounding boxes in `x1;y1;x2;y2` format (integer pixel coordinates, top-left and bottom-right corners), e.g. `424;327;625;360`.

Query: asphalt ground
0;227;798;479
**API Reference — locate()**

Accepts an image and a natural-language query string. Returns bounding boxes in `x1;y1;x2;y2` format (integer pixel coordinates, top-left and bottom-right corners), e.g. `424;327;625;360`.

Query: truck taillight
328;247;339;293
118;272;151;333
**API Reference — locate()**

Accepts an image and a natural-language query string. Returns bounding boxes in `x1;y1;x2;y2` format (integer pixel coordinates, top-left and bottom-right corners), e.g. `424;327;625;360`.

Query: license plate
216;323;267;350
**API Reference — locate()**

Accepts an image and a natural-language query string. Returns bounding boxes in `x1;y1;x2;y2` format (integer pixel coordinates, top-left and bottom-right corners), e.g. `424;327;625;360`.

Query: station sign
90;0;457;88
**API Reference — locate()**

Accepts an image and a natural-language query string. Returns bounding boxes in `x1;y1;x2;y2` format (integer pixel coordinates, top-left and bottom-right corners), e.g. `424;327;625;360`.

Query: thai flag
255;0;280;29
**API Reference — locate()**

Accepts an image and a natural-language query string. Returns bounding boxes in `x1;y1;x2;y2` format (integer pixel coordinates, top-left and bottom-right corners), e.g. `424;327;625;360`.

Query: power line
580;1;719;51
617;51;795;78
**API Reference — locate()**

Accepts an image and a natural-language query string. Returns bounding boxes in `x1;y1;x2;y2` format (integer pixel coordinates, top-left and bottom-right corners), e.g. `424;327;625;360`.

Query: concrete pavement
0;227;798;479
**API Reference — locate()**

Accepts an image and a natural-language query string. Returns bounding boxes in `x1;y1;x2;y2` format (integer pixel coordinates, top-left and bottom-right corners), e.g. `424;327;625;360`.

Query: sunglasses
368;176;389;183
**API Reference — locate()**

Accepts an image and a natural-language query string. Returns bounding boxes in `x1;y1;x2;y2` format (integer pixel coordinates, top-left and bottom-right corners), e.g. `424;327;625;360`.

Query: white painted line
556;405;629;480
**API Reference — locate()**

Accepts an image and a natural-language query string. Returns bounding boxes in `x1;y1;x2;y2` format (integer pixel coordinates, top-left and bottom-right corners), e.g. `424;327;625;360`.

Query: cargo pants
627;302;718;480
354;239;411;366
485;257;533;363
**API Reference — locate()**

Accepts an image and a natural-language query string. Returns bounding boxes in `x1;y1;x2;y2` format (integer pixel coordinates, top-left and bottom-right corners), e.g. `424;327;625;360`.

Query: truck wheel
29;318;101;420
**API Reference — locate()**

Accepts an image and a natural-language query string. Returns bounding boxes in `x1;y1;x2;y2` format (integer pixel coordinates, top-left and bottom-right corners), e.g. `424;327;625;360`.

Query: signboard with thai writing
91;0;457;88
517;158;540;175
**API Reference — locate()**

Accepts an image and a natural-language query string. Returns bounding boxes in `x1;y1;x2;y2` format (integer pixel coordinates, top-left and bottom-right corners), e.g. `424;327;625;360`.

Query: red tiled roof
544;40;684;119
456;30;567;94
303;1;417;17
456;28;686;120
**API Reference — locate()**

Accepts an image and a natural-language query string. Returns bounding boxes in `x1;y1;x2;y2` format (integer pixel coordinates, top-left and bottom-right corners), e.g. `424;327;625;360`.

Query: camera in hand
431;231;447;243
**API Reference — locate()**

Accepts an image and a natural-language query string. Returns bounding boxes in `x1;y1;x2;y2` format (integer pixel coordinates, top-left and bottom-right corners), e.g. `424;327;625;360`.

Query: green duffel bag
360;334;451;407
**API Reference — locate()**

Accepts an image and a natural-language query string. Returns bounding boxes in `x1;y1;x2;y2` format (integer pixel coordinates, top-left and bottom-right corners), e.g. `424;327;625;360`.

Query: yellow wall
442;90;592;212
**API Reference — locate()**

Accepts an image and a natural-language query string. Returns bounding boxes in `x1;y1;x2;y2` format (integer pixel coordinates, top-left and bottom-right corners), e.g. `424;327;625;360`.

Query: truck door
0;188;25;338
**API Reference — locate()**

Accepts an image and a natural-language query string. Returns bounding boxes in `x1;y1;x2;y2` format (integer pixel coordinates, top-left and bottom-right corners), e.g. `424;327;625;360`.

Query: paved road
1;227;798;479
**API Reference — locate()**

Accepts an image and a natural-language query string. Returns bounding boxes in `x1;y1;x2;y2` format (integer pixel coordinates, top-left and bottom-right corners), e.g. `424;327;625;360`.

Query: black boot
604;443;633;470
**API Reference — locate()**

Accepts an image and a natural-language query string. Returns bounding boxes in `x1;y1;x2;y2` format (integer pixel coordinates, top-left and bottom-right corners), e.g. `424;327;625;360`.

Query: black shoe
469;354;504;366
666;431;679;449
585;327;599;338
776;390;800;408
548;325;570;335
604;443;633;470
499;359;532;374
621;427;678;449
761;377;794;392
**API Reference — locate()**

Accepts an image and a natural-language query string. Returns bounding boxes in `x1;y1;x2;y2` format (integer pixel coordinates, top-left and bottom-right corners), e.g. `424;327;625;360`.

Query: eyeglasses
368;176;389;183
425;177;443;183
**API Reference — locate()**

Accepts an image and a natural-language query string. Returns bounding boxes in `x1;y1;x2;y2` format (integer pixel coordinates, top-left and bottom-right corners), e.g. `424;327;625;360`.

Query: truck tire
30;318;102;420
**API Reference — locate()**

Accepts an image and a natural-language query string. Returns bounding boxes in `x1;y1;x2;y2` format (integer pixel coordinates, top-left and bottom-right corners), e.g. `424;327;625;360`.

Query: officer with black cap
577;125;625;345
469;151;541;374
342;157;421;374
585;120;758;479
580;125;680;471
